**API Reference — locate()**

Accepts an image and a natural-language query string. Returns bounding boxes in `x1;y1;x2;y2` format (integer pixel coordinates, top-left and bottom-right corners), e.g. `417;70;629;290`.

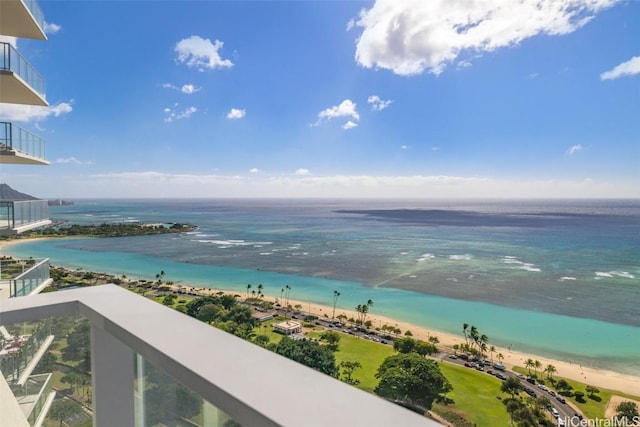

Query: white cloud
164;105;197;123
162;83;201;94
401;145;409;150
295;168;310;176
432;147;440;151
352;0;616;75
56;157;94;165
181;84;199;94
528;73;539;79
600;56;640;80
342;120;358;130
368;95;393;111
226;108;246;120
249;168;260;173
175;36;233;70
43;172;637;198
567;144;583;155
0;101;72;122
315;99;359;127
44;22;62;34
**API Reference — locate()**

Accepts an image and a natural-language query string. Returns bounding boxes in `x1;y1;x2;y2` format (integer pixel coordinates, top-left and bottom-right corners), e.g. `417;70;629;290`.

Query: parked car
448;354;458;359
496;373;507;380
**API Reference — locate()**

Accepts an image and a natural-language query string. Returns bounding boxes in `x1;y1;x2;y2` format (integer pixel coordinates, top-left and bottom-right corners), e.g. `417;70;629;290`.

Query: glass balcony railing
0;258;51;298
0;318;52;383
0;286;437;427
9;372;54;425
21;0;46;34
0;200;50;233
0;122;47;162
0;42;46;101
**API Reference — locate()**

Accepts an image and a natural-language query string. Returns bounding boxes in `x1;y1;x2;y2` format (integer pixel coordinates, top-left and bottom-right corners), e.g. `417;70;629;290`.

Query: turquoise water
6;227;640;376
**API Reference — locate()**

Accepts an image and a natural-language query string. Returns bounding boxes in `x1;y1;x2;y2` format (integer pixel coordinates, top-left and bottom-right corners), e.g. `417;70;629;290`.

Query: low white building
273;320;302;335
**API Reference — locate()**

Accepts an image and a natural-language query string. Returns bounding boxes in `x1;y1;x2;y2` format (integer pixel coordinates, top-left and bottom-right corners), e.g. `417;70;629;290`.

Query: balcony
0;122;48;165
0;0;47;40
0;200;51;234
0;42;47;106
0;258;52;299
0;285;438;426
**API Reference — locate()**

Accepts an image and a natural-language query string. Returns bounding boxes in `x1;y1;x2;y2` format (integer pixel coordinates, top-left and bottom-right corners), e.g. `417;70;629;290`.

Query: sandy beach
2;237;639;396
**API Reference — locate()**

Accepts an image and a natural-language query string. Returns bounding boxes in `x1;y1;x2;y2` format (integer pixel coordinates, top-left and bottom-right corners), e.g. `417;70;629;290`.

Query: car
464;362;472;368
487;370;495;375
496;373;507;380
558;417;566;427
459;354;469;361
448;354;458;359
493;363;505;371
517;374;526;380
548;390;556;397
526;377;536;385
556;396;566;404
475;365;484;371
524;388;537;397
551;407;559;417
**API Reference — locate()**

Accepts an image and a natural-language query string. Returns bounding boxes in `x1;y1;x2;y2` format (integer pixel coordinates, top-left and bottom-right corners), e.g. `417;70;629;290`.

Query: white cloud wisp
226;108;246;120
600;56;640;80
0;101;73;122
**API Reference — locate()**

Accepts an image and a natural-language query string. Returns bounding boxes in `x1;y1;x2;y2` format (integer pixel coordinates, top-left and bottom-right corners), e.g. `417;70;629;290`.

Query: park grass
513;366;640;420
439;363;511;427
307;331;394;392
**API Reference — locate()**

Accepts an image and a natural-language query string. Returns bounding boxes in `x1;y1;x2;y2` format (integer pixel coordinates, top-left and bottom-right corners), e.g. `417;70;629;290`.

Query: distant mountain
0;183;39;200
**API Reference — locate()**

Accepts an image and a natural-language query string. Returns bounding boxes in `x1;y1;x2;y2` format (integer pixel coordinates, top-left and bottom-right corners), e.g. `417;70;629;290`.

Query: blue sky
1;0;639;198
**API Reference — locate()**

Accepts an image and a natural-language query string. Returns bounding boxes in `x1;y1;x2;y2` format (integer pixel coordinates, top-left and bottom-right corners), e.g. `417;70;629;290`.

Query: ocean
4;198;640;376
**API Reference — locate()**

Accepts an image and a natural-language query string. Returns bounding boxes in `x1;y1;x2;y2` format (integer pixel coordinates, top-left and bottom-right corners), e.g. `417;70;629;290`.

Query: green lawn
439;363;511;427
512;366;640;420
307;331;394;392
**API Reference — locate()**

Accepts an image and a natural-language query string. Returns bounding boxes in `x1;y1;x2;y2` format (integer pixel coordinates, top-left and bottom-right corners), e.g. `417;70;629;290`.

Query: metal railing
0;42;46;100
0;122;47;161
0;200;49;232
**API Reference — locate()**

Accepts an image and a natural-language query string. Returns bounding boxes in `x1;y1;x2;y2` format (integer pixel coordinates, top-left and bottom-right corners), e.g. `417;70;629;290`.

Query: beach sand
167;284;640;397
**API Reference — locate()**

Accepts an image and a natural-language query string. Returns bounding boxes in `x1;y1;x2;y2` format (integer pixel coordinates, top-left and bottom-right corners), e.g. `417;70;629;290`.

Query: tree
585;385;600;398
489;345;496;363
404;330;413;337
275;337;337;376
573;391;585;402
339;361;362;385
414;340;438;357
544;364;557;380
525;358;535;375
246;283;252;298
393;337;416;354
332;290;341;320
374;353;452;413
319;330;341;352
501;376;523;399
534;360;542;377
254;335;270;347
49;399;81;427
616;401;639;422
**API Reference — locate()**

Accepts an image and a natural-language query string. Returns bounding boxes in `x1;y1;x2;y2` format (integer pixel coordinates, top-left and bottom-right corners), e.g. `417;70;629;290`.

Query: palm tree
332;290;341;320
280;288;284;305
462;323;469;348
469;326;479;351
479;334;489;358
257;284;264;298
497;353;504;363
489;345;496;363
544;364;557;380
534;360;542;377
525;358;535;375
246;284;252;298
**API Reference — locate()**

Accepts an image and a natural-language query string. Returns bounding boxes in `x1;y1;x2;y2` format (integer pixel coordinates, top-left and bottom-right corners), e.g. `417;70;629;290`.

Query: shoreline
165;283;640;397
2;237;639;396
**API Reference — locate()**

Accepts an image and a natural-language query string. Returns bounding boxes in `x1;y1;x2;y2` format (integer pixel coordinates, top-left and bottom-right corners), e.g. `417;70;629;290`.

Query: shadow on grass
588;394;603;402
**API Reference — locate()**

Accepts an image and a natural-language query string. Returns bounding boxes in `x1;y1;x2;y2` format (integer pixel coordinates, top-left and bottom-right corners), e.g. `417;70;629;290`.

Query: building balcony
0;0;47;40
0;200;51;234
0;122;48;165
0;285;438;426
0;258;52;299
0;42;47;106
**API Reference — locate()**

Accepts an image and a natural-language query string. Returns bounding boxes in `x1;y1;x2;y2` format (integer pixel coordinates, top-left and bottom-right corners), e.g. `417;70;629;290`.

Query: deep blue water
5;198;640;375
